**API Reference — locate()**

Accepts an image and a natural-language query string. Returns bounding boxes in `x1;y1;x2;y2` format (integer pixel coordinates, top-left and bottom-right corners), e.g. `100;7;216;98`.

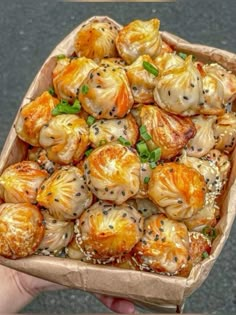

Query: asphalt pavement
0;0;235;313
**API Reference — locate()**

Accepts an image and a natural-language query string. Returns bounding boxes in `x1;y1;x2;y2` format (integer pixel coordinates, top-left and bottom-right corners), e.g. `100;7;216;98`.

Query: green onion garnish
143;61;159;77
149;161;157;169
178;52;187;60
81;85;89;95
57;54;66;60
144;176;150;184
85;148;93;157
136;141;150;161
99;139;107;146
118;136;131;146
140;125;152;141
87;115;96;126
202;226;217;240
150;148;162;163
52;99;81;116
48;87;55;96
202;251;209;259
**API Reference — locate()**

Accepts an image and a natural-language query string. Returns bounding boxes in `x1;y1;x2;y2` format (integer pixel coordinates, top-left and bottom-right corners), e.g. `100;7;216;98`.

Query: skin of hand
0;265;136;314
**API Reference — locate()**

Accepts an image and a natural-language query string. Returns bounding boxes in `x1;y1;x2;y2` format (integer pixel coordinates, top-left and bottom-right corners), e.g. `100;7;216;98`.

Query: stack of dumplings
0;17;235;278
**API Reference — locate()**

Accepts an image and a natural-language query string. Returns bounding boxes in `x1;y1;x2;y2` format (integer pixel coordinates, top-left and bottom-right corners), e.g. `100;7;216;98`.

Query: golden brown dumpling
66;238;86;260
154;56;204;116
213;112;236;153
187;115;216;158
75;201;143;262
27;147;58;174
52;56;71;78
38;210;74;255
138;105;196;159
37;166;93;220
74;22;118;63
0;161;48;204
15;91;59;146
148;163;206;220
126;55;157;104
203;63;236;104
84;143;141;204
79;65;134;119
89;114;138;148
0;203;44;259
154;52;184;73
53;57;97;102
178;232;211;277
116;19;162;64
132;214;189;274
39;114;89;165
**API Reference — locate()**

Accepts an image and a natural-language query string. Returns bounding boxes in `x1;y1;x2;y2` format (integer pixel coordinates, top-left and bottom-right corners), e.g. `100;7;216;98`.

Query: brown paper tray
0;16;235;309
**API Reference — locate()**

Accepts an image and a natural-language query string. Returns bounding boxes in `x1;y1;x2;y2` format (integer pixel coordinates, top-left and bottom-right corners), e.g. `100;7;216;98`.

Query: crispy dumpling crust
126;55;157;104
39;114;89;165
0;161;48;204
116;19;162;64
74;22;119;63
0;203;44;259
89;114;138;148
38;210;74;255
139;105;196;159
148;163;206;221
75;201;143;262
79;65;134;119
52;56;71;79
84;143;141;204
132;214;189;274
37;166;93;220
154;56;204;116
15;91;59;146
154;52;184;73
53;57;97;102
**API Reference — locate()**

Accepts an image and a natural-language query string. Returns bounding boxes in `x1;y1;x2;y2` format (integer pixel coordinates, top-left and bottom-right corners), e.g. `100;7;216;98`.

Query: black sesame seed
174;256;178;262
183;96;189;100
105;187;109;192
76;192;81;197
121;191;125;196
54;198;59;202
168;90;171;96
109;225;114;229
122;213;127;218
190;83;195;88
103;210;108;215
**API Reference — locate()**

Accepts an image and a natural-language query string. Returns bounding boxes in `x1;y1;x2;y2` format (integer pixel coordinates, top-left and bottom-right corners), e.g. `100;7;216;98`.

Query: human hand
0;265;135;313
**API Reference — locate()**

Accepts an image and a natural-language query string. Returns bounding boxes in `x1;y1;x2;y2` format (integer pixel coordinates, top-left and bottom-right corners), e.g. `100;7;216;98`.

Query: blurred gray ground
0;0;235;313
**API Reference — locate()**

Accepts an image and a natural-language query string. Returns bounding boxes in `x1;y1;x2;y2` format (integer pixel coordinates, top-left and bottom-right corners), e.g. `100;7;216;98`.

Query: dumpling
187;115;216;158
0;203;44;259
111;254;136;270
37;166;93;220
84;143;141;204
132;214;189;274
154;52;184;73
134;162;152;199
178;232;211;277
154;56;204;116
66;238;86;260
213;112;236;154
74;22;119;63
53;57;97;102
126;55;157;104
0;161;48;204
39;114;89;165
116;19;162;64
15;91;59;146
79;65;134;119
138;105;196;159
89;114;138;148
52;56;71;78
127;198;161;218
203;63;236;104
38;210;74;255
75;201;143;262
27;147;58;174
148;162;206;220
184;200;219;232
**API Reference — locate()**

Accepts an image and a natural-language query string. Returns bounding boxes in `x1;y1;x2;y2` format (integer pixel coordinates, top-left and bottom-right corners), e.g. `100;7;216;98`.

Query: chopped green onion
99;139;107;146
136;141;150;161
85;148;93;157
144;176;150;184
202;251;209;259
140;125;152;141
48;87;55;96
149;161;157;169
87;115;96;126
57;54;66;60
178;52;187;60
150;148;162;163
52;99;81;116
81;85;89;95
118;136;131;146
143;61;159;77
202;226;217;240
